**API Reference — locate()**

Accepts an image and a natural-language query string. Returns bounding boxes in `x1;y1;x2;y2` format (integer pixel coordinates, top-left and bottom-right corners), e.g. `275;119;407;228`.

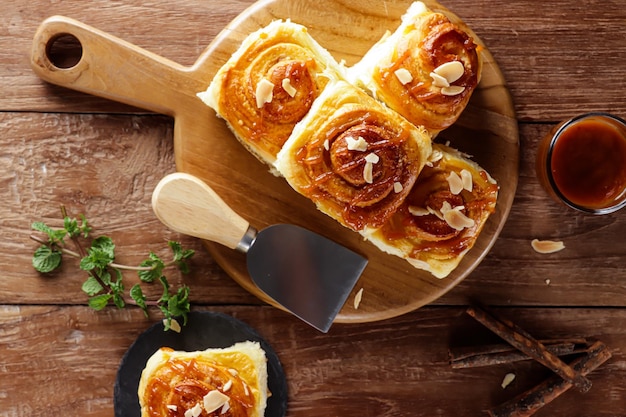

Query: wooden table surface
2;0;626;416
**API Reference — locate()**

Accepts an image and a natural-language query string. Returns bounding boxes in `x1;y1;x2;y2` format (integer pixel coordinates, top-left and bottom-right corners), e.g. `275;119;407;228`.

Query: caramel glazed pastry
138;341;269;417
275;80;432;233
347;1;482;136
363;144;498;278
198;19;346;170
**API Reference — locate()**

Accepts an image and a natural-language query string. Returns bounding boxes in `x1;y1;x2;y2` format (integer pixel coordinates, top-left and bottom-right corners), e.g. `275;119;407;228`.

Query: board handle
152;173;255;252
30;15;204;115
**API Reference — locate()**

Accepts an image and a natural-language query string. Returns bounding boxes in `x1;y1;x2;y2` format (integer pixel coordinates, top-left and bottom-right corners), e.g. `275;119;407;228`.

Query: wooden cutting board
30;0;519;324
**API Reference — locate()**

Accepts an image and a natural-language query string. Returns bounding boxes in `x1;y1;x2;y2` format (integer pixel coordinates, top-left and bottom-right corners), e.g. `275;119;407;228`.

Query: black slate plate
114;311;288;417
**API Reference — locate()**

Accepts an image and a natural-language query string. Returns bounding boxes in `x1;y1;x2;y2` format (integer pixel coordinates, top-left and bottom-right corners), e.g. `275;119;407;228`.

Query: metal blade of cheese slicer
151;173;368;332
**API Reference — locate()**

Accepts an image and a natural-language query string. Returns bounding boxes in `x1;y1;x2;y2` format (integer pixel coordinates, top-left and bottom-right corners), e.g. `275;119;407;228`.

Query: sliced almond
460;169;474;192
353;287;364;309
446;171;464;195
501;373;516;389
394;68;413;85
203;390;230;414
166;405;178;412
363;162;374;184
441;85;466;96
221;401;231;415
430;71;450;88
433;61;465;84
323;139;330;151
222;380;233;392
164;318;181;333
409;206;430;216
393;182;403;193
255;78;275;108
184;403;203;417
346;136;368;151
281;78;297;97
428;149;444;164
365;153;380;164
531;239;565;254
441;202;475;230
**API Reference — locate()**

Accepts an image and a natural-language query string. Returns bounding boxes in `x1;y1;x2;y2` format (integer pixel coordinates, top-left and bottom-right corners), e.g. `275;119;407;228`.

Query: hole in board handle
46;33;83;69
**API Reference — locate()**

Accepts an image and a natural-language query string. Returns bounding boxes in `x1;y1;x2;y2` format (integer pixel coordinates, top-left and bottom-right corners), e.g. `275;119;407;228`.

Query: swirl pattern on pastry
363;144;498;278
198;20;345;167
138;342;268;417
275;80;432;231
348;1;482;134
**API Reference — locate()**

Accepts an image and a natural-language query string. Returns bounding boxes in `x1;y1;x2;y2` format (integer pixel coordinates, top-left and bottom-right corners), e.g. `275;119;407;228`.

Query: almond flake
221;401;231;415
363;162;374;184
433;61;465;84
222;380;233;392
394;68;413;85
166;405;178;412
164;318;181;333
203;390;230;414
441;85;465;96
323;139;330;151
393;182;403;193
353;287;364;309
346;136;368;151
184;403;203;417
430;72;450;88
255;78;275;108
460;169;473;192
446;171;464;195
441;201;475;230
281;78;297;97
531;239;565;254
501;373;516;389
408;206;430;216
365;153;380;164
228;369;238;376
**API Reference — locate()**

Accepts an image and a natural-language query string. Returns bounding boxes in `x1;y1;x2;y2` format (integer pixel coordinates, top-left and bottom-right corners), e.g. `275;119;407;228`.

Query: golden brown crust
138;342;268;417
348;2;482;135
363;144;498;278
198;20;345;168
275;80;432;231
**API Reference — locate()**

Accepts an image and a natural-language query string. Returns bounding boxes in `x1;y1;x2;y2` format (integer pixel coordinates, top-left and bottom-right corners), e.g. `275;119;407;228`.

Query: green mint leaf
64;216;79;237
113;293;125;309
168;286;190;318
88;294;112;310
130;284;148;317
81;276;104;296
138;253;164;283
32;222;67;244
32;245;62;273
80;236;115;271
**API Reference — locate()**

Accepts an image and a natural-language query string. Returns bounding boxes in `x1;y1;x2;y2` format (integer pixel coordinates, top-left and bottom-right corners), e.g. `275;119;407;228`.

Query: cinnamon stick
486;340;612;417
466;306;592;392
449;339;589;369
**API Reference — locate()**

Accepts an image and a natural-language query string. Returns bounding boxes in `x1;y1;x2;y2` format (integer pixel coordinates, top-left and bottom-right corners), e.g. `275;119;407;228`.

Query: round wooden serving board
30;0;519;324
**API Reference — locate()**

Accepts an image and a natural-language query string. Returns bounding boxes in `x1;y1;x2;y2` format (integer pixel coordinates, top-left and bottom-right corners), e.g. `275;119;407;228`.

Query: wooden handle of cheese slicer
30;15;205;115
152;173;255;252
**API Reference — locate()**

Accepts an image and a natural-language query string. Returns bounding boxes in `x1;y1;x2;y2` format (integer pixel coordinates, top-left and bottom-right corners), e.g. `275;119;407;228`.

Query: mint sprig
31;207;194;330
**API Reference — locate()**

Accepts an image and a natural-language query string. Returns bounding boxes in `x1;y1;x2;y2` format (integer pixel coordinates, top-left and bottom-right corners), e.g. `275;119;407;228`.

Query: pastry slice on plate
348;1;482;135
138;341;268;417
363;144;498;278
198;19;346;169
275;80;432;232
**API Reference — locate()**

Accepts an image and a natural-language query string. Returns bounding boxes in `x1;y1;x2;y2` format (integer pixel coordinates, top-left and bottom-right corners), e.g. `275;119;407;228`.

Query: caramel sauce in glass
536;113;626;214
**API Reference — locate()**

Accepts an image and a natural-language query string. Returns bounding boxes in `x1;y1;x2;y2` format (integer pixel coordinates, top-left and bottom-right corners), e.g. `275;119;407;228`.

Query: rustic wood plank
3;0;626;121
0;111;258;306
0;305;623;416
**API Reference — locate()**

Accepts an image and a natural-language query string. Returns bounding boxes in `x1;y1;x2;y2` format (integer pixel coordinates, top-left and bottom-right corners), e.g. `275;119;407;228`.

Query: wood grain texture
1;305;624;417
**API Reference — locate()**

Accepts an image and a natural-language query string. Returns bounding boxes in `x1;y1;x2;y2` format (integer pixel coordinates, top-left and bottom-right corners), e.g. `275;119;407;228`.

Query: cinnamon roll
363;144;498;278
275;80;432;232
348;1;482;135
138;342;268;417
198;19;345;168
